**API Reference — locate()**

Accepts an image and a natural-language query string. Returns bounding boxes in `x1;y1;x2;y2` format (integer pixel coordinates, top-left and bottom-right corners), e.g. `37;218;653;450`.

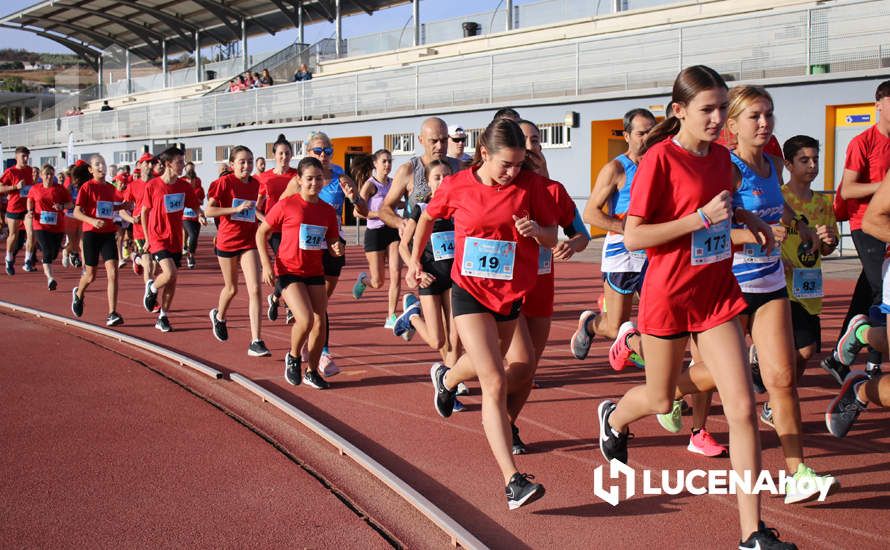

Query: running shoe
456;381;470;396
71;252;82;268
825;371;868;438
383;313;397;329
248;339;271;357
865;362;882;378
628;352;645;369
750;345;766;394
151;304;161;314
285;308;294;325
266;294;279;321
569;310;596;360
209;308;228;341
47;278;57;291
155;315;172;333
608;322;638;372
597;400;630;463
303;369;330;390
319;351;340;377
105;311;124;327
5;259;14;275
352;271;367;299
22;259;36;272
132;256;143;276
431;362;457;418
186;255;196;270
506;473;544;510
687;428;727;457
760;402;775;429
836;314;869;366
393;301;420;341
784;463;837;504
71;287;83;317
453;398;466;412
284;352;302;385
117;258;127;269
656;399;683;433
143;279;158;312
739;522;798;549
62;254;69;268
511;424;528;455
820;354;850;386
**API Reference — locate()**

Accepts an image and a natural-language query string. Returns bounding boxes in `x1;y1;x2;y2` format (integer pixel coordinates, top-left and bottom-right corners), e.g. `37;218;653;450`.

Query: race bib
183;207;197;218
537;246;552;275
164;192;185;213
96;200;114;219
299;223;327;250
19;185;32;198
742;243;781;263
39;210;58;225
792;268;823;299
431;231;455;261
461;237;515;280
231;198;256;222
691;221;730;266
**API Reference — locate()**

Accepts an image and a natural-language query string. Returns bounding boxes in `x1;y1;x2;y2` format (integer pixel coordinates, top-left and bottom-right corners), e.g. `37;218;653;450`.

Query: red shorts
521;273;554;318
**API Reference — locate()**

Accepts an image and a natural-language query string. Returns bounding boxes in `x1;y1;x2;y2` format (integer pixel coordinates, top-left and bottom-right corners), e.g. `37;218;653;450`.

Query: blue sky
0;0;509;58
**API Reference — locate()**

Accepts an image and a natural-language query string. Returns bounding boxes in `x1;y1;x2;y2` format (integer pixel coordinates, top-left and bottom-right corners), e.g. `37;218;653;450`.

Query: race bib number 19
461;237;516;280
691;221;730;266
299;223;327;250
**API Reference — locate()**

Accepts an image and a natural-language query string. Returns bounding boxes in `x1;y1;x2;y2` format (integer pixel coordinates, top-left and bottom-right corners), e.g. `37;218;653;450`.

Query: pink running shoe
608;321;638;371
687;428;727;457
319;351;340;377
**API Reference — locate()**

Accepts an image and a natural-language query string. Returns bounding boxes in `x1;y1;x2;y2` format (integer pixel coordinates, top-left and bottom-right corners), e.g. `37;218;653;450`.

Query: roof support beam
268;0;301;29
100;0;197;52
189;0;277;38
33;6;166;58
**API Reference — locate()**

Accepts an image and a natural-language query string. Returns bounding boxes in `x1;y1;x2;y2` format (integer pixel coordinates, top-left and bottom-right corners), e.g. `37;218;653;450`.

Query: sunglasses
311;147;334;156
450;137;466;143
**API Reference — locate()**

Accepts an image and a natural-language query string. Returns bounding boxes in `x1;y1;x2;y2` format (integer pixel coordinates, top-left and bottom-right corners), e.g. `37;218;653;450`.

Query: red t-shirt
257;168;297;215
627;138;746;336
208;173;260;252
75;180;125;234
843;125;890;231
125;178;148;239
264;194;339;277
425;167;558;315
28;184;72;233
183;180;205;220
522;178;578;318
144;177;201;254
1;165;35;213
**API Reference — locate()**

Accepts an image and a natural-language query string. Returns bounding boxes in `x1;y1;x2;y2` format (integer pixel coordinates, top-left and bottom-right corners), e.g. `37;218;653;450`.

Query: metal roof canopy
0;0;412;70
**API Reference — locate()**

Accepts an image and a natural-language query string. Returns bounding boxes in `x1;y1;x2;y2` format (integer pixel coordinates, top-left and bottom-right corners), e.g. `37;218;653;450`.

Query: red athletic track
1;238;888;549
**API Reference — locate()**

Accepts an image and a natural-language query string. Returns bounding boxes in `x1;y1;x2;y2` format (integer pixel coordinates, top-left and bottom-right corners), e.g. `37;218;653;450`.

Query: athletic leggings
183;219;201;254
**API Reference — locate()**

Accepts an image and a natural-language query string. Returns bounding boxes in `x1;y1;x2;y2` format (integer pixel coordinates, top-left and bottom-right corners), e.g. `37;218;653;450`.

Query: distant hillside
0;48;83;67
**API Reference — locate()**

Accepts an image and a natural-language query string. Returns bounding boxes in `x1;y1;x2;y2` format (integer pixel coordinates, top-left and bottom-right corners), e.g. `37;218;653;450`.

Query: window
185;147;203;164
464;128;484;153
215;145;234;162
384;133;415;155
114;150;138;164
38;156;58;168
539;122;572;148
265;140;303;159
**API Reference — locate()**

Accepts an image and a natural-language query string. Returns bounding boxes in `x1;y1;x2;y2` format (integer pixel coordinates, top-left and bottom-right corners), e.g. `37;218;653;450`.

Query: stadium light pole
413;0;420;46
506;0;513;30
297;1;304;45
335;0;342;57
161;39;167;89
195;30;202;84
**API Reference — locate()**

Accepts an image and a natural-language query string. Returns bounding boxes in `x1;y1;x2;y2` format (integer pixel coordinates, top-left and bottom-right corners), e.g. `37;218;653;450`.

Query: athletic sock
5;252;12;262
159;309;167;318
853;380;869;407
24;251;33;262
855;325;870;345
150;282;158;293
691;428;702;436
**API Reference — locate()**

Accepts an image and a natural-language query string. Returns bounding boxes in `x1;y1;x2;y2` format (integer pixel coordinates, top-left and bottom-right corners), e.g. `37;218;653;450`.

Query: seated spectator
293;63;312;82
100;100;113;112
259;68;274;87
228;79;239;93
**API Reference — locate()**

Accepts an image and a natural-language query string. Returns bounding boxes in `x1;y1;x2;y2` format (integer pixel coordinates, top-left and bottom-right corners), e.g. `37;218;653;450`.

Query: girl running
204;146;270;357
26;164;72;290
181;164;207;270
257;157;343;389
352;149;403;328
124;153;155;279
257;134;298;322
62;163;83;269
595;66;795;549
407;118;557;510
1;146;34;275
69;155;128;327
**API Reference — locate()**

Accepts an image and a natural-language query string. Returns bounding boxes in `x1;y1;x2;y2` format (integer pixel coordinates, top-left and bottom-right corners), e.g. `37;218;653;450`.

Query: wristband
697;208;712;230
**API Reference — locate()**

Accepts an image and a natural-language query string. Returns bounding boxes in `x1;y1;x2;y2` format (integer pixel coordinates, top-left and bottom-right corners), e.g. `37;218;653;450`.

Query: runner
141;147;203;332
595;66;796;549
204;145;270;357
257;156;343;389
407;118;557;510
125;153;157;283
26;164;72;290
257;134;298;323
181;164;206;270
352;149;403;328
822;79;890;383
572;108;656;367
62;162;83;269
1;146;34;275
446;125;473;168
279;131;367;374
69;155;129;326
507;118;590;454
110;166;132;269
